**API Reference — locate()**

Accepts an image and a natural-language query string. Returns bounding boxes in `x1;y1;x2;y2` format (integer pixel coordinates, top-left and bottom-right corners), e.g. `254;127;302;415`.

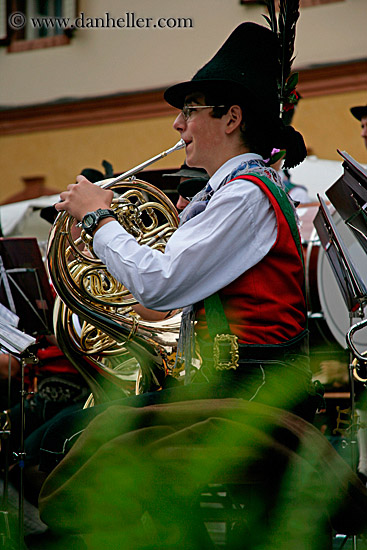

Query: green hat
350;104;367;121
164;22;279;115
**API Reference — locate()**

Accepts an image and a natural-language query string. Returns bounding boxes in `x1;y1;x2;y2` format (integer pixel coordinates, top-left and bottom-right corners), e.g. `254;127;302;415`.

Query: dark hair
209;102;275;160
205;92;306;168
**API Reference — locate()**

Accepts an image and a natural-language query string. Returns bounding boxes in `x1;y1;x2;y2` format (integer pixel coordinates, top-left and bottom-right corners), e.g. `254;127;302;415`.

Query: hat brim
163;168;209;179
164;79;252;109
350;105;367;121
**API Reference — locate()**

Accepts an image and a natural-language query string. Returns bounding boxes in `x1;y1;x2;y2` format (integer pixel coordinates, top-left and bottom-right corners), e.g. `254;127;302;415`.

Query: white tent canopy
288;155;345;201
0;194;60;243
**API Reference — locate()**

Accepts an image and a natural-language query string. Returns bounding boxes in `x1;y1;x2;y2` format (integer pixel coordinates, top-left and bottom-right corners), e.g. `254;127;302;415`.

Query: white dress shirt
94;153;277;311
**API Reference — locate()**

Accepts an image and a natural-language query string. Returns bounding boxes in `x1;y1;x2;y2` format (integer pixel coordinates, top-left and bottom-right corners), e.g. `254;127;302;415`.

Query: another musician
162;163;209;210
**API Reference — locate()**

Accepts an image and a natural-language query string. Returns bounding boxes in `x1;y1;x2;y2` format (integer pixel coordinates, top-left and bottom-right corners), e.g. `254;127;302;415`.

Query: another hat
80;168;105;183
81;160;114;183
177;177;209;199
40;162;113;225
163;163;209;180
350;104;367;121
164;22;279;114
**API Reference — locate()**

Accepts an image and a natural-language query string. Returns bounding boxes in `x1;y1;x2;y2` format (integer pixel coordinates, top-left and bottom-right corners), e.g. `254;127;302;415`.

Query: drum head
317;211;367;354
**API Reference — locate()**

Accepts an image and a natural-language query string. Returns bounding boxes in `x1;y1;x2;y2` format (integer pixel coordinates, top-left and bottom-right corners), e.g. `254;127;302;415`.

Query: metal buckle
213;334;239;371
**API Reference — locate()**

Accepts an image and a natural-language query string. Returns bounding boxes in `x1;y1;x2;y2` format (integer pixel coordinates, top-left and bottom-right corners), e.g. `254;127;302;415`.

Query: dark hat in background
177;176;209;199
80;168;105;183
40;160;114;224
163;163;209;180
164;22;279;114
350;104;367;121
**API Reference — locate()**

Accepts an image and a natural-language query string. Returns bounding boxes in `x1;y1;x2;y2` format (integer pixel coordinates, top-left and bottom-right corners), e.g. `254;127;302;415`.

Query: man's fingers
76;175;91;185
54;201;65;212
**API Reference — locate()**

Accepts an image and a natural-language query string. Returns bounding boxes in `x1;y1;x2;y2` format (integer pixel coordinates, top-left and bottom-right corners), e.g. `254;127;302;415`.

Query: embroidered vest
195;174;306;345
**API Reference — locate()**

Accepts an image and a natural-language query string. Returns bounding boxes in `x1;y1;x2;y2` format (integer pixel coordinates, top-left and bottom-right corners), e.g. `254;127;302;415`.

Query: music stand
0;238;52;548
314;196;367;314
313;195;367;477
326;150;367;255
0;237;54;336
0;328;37;550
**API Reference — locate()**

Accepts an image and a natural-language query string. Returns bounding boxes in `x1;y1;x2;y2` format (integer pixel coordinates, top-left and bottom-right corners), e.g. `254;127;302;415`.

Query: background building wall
0;0;366;203
0;115;184;202
0;0;365;106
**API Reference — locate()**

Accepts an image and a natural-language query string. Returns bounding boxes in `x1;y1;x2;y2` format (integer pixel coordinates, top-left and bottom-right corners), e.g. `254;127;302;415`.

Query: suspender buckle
213;334;239;371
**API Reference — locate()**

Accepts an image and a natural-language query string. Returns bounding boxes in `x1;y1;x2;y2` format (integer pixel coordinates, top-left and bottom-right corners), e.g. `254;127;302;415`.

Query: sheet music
0;318;36;354
0;302;19;328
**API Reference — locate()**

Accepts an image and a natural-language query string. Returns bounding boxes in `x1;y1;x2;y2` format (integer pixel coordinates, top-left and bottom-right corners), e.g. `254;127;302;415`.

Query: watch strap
82;208;117;235
95;208;117;221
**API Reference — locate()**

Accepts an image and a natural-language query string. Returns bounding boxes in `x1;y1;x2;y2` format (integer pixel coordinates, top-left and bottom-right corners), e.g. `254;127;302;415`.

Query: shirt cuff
93;219;128;261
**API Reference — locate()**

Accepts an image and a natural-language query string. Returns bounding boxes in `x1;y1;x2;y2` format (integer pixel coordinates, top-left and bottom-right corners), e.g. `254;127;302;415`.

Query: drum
299;205;367;355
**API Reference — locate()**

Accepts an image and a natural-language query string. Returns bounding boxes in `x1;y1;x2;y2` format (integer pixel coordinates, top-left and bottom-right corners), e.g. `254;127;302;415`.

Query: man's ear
225;105;243;134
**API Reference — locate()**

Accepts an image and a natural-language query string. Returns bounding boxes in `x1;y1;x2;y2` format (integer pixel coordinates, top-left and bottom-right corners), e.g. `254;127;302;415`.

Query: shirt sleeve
93;177;277;310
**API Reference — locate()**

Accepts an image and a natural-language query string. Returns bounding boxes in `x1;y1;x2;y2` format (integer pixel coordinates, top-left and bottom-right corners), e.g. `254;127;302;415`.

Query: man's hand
55;176;114;221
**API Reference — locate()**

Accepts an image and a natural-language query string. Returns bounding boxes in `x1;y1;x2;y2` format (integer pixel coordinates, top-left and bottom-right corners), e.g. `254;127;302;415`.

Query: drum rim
316;213;367;354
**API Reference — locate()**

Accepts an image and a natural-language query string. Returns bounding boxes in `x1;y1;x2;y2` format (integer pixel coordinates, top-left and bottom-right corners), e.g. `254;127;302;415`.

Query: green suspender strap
203;292;240;371
203;173;307;371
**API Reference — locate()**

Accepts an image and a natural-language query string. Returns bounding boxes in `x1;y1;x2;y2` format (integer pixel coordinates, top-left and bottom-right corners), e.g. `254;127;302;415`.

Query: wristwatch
81;208;117;235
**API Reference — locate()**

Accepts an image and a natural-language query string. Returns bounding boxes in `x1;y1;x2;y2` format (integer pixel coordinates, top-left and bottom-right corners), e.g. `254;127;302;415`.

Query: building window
1;0;76;52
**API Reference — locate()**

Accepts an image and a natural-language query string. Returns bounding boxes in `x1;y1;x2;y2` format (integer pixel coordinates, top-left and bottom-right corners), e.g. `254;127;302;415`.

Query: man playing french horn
41;20;323;475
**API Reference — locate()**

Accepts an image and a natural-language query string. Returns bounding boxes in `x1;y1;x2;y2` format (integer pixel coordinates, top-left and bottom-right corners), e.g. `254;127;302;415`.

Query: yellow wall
1;89;366;204
0;115;185;203
1;0;366;107
293;90;367;163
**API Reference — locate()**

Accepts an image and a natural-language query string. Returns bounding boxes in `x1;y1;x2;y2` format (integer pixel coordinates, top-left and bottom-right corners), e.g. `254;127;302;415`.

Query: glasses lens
182;106;194;120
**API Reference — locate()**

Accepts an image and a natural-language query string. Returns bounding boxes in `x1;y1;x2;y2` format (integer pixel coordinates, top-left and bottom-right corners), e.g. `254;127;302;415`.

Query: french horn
48;140;185;404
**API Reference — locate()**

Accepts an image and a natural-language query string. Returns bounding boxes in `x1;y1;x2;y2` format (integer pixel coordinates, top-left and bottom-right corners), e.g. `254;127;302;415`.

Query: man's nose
173;112;186;132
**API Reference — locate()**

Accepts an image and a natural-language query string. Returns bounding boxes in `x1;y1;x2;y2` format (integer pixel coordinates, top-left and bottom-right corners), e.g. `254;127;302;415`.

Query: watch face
83;213;95;230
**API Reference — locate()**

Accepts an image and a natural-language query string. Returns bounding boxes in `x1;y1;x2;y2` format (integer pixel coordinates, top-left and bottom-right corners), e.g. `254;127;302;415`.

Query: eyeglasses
181;104;226;121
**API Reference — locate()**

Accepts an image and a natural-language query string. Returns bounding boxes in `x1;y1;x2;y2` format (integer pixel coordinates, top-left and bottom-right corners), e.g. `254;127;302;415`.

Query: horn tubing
47;141;183;402
346;318;367;362
102;139;185;189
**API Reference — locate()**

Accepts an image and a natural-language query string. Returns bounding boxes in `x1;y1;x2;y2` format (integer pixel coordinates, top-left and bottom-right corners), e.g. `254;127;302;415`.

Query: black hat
80;168;105;183
81;160;114;183
350;104;367;121
164;21;306;169
164;22;279;114
40;162;113;225
177;176;209;199
162;163;209;180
